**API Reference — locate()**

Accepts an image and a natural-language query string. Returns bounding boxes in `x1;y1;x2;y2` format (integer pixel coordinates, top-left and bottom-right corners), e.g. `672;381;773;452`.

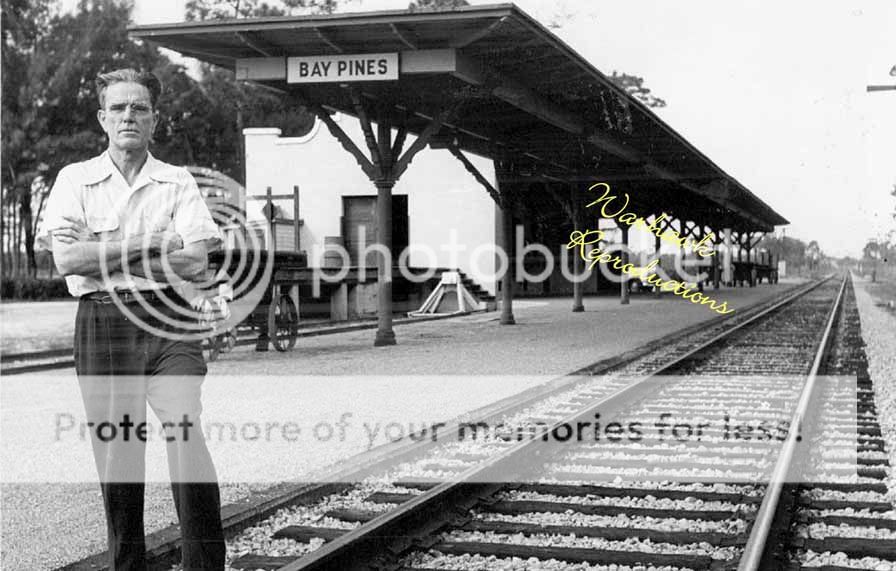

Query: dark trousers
74;297;225;571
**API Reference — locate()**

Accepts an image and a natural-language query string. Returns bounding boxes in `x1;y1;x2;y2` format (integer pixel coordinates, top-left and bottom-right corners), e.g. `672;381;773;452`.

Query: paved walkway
0;279;804;570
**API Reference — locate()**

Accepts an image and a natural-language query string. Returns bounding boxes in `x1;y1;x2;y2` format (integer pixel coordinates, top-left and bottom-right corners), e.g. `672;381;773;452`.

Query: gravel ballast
1;284;805;570
851;275;896;501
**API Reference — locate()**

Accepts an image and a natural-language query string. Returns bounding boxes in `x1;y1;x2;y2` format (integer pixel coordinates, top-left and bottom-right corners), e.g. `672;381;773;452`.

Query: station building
131;4;788;347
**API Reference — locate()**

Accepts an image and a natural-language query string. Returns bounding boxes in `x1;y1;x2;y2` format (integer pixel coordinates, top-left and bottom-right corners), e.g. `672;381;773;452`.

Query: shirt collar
83;151;181;186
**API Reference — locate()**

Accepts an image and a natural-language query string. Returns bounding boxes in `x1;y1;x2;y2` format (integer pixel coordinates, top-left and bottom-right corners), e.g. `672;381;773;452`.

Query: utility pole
866;65;894;282
866;65;896;92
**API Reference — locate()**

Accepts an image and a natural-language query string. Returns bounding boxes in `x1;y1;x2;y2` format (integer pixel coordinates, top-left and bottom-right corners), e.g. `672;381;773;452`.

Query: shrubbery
1;278;70;301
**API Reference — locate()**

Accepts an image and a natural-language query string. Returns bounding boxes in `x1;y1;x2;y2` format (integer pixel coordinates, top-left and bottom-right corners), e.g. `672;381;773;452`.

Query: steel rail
284;276;837;571
54;277;825;571
1;348;76;374
736;274;848;571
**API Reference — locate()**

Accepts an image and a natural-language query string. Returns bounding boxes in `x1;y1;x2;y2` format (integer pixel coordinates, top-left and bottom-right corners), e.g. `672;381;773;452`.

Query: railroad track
59;276;893;571
2;310;484;374
0;331;254;374
206;275;892;571
0;347;74;374
780;278;895;571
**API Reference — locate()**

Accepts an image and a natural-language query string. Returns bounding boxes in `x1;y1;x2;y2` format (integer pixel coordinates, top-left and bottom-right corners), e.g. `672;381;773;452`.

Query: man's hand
51;216;99;244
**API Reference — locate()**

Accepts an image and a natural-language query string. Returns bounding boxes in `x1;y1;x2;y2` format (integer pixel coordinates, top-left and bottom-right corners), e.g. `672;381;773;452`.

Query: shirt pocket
86;215;121;240
87;215;119;232
139;190;176;232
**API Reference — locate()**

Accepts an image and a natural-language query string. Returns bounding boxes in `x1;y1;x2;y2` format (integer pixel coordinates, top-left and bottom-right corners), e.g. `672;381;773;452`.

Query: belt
83;289;178;304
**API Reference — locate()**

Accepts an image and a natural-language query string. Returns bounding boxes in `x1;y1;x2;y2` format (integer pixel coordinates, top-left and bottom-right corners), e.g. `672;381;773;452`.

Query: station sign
287;53;399;83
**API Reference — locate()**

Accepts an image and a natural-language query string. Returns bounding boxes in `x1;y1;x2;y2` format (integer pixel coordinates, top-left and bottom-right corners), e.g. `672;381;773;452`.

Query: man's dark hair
95;68;162;109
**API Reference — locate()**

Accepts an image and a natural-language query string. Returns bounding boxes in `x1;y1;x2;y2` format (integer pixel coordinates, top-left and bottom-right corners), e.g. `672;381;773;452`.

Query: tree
891;182;896;221
184;0;337;20
758;234;811;274
408;0;468;11
2;0;171;276
863;239;882;282
522;4;667;109
152;63;314;181
180;0;333;182
805;240;822;272
609;72;667;109
0;0;249;277
0;0;318;278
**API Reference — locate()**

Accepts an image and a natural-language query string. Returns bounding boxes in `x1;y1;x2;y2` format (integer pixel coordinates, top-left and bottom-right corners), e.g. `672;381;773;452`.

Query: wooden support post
571;190;584;312
696;226;705;293
654;216;662;298
620;225;630;305
300;90;453;346
498;198;516;325
290;185;301;319
746;234;755;287
712;229;721;290
678;220;688;286
723;227;733;286
449;146;520;320
266;185;276;252
331;283;348;321
374;179;396;346
293;185;300;251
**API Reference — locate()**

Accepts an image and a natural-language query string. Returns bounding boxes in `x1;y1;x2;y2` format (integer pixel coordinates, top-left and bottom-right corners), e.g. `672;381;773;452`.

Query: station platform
0;279;806;570
214;279;805;376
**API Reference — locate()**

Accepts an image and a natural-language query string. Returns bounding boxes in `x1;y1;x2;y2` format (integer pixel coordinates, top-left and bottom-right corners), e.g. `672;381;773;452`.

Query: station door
342;195;409;267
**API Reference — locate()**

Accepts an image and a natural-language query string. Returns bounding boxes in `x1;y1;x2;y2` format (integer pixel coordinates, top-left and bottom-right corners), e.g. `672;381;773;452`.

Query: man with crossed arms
39;68;225;570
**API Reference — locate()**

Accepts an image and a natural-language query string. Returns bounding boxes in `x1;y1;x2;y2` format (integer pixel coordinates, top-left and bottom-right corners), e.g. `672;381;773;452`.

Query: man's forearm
53;240;143;278
128;249;207;282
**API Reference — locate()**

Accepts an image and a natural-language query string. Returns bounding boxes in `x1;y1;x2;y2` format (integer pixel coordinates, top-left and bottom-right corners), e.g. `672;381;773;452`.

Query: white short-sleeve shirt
37;151;222;297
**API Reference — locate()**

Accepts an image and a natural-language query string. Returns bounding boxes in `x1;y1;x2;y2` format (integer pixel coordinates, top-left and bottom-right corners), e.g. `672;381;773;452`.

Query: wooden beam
235;57;285;81
389;23;418;50
238;49;479;80
448;145;502;206
348;88;383;174
542;184;573;218
429;129;571;175
450;16;507;48
446;54;770;229
697;179;732;201
235;32;277;57
750;233;764;250
391;125;408;160
489;84;585;136
654;214;675;235
393;106;455;179
306;102;375;179
232;48;771;231
313;26;344;53
377;118;393;176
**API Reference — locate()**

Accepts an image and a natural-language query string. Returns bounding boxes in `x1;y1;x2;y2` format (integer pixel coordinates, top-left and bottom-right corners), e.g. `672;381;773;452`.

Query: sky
67;0;896;258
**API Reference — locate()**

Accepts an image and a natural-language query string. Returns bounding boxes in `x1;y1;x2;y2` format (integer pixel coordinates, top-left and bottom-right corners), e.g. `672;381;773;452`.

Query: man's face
97;82;157;152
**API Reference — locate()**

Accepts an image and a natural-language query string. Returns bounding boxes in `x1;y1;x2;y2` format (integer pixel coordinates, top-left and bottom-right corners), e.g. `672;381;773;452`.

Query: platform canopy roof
131;3;787;233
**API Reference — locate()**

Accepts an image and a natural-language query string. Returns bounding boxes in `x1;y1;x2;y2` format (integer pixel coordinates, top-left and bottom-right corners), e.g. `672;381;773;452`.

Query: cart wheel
203;335;221;362
268;294;298;352
222;330;237;353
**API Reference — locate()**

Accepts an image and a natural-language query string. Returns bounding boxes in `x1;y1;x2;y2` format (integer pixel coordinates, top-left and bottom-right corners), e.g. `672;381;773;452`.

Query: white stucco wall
243;115;498;294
